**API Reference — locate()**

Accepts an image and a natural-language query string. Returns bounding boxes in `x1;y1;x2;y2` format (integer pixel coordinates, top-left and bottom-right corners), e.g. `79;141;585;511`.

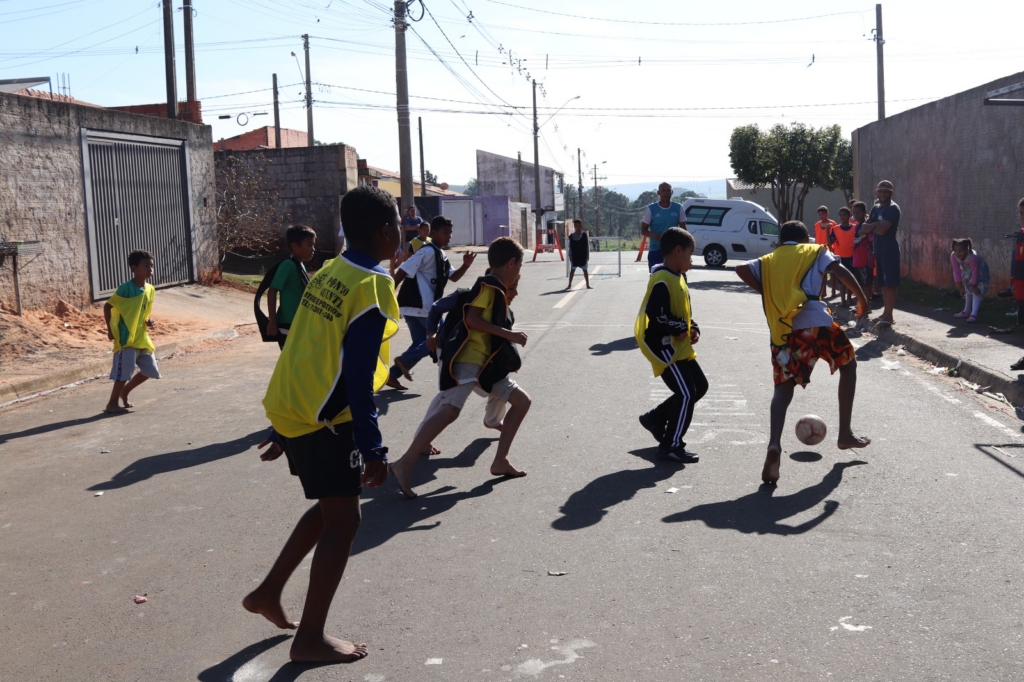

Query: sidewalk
834;293;1024;406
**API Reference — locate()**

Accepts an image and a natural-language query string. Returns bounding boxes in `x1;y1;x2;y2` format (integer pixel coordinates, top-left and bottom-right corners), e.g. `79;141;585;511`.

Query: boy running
635;228;707;463
735;221;870;485
103;250;160;414
244;186;401;663
566;218;593;290
386;215;476;390
389;238;530;499
266;225;315;349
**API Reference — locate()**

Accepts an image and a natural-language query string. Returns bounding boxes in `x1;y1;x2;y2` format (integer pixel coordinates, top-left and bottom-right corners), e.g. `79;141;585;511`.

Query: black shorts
839;256;854;270
281;423;363;499
875;248;901;288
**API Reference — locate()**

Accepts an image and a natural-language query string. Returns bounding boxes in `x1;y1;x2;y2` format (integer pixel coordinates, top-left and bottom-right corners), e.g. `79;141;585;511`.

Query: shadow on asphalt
661;460;866;535
376;388;421;416
550;447;677;531
353;437;504;556
790;451;823;462
589;337;637;356
686;279;757;295
196;634;291;681
0;413;112;445
972;444;1024;480
850;334;886;364
88;430;266;491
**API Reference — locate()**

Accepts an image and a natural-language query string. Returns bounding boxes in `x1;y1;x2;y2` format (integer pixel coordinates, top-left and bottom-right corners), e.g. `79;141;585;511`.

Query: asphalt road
2;252;1023;681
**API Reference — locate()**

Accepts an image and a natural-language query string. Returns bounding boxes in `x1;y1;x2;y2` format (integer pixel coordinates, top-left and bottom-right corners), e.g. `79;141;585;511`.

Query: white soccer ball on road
795;415;827;446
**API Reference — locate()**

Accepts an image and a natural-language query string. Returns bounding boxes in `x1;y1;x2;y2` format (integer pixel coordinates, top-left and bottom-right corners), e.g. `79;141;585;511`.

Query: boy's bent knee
509;387;531;410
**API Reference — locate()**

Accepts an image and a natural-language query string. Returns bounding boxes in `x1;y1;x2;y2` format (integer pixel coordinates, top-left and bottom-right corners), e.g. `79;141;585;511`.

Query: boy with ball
735;221;871;484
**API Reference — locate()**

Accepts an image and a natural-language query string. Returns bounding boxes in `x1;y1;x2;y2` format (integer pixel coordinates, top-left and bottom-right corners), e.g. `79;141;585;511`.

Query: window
747;220;758;234
685;206;729;226
760;221;779;237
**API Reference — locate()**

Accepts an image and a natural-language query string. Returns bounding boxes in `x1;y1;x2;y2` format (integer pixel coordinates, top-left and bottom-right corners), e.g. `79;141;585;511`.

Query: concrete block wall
852;71;1024;290
0;91;217;311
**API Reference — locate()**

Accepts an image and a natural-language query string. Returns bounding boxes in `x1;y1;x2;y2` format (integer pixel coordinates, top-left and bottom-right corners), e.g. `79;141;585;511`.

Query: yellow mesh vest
760;244;827;348
108;283;155;353
634;268;695;377
263;256;400;438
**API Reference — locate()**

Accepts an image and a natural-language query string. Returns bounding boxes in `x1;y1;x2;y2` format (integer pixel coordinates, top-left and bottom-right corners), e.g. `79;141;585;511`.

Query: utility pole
577;148;584;223
532;79;543;249
593;165;600;237
303;34;314;147
418;116;426;199
517;152;523;202
161;0;178;120
875;3;885;121
394;1;415;219
272;73;281;148
183;0;196;107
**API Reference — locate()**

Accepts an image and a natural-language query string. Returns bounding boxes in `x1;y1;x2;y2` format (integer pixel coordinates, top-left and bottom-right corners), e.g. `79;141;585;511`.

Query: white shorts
415;363;518;435
110;348;161;382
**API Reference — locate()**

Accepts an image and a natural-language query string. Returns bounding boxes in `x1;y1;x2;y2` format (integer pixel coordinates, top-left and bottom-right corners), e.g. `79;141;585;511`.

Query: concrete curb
834;308;1024;407
0;326;240;407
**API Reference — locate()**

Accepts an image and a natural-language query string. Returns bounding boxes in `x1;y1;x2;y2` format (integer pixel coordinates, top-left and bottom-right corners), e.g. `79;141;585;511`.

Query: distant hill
606;179;728;201
446;184;468;194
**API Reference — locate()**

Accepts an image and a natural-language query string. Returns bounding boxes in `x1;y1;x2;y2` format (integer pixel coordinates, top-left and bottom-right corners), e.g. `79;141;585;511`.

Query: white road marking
516;639;596;676
553;280;585;308
974;412;1022;441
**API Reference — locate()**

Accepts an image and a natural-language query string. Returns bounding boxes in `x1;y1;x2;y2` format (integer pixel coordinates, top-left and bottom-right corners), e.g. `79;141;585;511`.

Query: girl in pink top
950;238;990;323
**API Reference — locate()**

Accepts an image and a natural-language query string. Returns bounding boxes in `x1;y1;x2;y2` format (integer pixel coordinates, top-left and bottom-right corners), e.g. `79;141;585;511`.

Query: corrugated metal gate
81;129;196;299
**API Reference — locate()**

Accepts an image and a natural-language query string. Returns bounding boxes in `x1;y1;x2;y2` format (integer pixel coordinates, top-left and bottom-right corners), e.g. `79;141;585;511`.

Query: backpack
254;257;309;342
432;287;475;361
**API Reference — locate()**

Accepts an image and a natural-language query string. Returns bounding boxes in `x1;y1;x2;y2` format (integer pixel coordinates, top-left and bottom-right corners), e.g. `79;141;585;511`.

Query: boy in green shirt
103;250;160;414
267;225;316;349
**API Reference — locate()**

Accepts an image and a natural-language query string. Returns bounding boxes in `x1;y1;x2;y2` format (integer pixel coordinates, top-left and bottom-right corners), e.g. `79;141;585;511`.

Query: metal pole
183;0;196;106
303;34;314;146
577;148;583;222
162;0;178;120
272;73;281;148
517;152;523;202
593;164;600;237
532;79;542;250
418;116;426;199
394;1;415;224
12;254;22;316
875;3;885;121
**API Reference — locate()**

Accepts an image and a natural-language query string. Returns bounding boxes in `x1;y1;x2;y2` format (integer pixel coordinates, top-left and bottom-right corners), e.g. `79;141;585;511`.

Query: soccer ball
795;415;827;446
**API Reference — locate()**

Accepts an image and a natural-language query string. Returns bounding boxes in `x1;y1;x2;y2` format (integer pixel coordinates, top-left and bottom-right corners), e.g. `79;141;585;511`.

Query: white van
681;198;783;267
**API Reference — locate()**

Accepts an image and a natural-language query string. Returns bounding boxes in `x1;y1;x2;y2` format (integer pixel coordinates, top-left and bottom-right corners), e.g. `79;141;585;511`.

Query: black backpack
254;257;310;342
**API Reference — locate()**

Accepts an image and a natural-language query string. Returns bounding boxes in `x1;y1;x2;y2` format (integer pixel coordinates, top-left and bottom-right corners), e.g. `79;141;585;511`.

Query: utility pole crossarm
984;81;1024;106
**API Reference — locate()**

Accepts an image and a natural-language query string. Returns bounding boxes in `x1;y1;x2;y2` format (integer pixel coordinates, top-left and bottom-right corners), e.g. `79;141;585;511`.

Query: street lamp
539;95;580;129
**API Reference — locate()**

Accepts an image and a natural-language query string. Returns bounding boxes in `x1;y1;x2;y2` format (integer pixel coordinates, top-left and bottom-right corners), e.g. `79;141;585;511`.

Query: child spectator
103;250;160;414
244;185;400;663
735;221;870;485
406;220;431;257
950;238;990;323
566;219;593;290
814;206;839;298
386;216;476;390
851;201;875;303
266;225;315;349
832;207;857;307
389;238;530;499
635;227;707;463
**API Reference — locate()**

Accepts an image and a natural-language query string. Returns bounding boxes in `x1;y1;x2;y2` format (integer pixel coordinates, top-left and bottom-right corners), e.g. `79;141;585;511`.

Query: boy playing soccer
389;237;530;499
266;225;315;349
103;250;160;414
244;185;401;663
735;221;871;485
386;215;476;390
635;228;707;463
566;218;593;290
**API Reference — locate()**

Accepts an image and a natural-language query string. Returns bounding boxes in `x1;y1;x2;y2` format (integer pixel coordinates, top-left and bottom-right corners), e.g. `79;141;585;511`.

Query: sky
2;0;1023;194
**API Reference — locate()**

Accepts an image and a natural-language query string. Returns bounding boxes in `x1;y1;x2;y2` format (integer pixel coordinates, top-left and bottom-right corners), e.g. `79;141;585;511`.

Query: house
356;160;464;199
214;126;308;151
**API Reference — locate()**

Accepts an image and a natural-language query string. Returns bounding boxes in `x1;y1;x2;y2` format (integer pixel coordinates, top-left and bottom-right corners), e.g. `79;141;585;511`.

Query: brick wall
852;71;1024;290
214;126;308;151
0;91;217;311
214;144;358;256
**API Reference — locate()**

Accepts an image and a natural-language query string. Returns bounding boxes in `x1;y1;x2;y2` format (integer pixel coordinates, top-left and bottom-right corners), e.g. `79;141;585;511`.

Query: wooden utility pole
303;34;314;146
272;73;281;148
593;165;600;237
517;152;523;202
162;0;178;120
875;4;885;121
577;148;584;222
418;116;426;198
532;79;543;246
183;0;196;106
394;1;415;219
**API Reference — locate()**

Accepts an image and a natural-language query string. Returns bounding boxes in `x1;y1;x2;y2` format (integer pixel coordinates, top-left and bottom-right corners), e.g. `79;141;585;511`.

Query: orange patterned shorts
771;325;855;387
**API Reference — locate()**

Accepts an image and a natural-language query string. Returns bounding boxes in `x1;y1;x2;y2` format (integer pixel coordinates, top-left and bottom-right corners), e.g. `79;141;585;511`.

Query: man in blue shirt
860;180;901;326
641;182;687;272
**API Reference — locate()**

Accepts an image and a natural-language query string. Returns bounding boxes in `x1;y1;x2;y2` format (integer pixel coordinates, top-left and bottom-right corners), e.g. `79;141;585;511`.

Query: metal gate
81;129;196;299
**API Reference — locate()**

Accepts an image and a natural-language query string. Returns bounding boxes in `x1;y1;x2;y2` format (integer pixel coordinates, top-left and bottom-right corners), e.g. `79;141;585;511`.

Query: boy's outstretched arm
827;262;869;318
735;263;763;294
465;306;527;346
449;251;476;282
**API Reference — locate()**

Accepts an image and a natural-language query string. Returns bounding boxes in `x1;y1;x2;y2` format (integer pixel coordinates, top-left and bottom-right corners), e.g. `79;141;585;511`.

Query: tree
673;190;699;203
826;138;854;205
632;190;659;209
214;151;288;265
423;169;439;186
729;122;842;223
463;177;479;196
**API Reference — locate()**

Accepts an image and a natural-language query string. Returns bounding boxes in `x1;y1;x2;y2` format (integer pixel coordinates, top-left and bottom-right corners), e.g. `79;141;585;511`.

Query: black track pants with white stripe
645;356;709;449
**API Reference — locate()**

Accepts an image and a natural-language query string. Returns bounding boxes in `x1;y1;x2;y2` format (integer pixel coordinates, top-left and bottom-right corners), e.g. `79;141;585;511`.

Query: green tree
463;177;479;196
673;190;699;203
729;122;842;222
632;190;659;209
825;138;854;205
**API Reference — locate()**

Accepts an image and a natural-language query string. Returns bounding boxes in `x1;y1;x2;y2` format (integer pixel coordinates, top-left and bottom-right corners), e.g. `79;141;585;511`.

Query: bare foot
290;634;368;663
421;445;441;456
483;420;504;432
242;590;298;629
103;405;129;415
490;461;527;478
838;434;871;450
761;444;781;485
586;285;594;289
389;462;417;499
394;357;413;382
385;377;408;391
119;393;134;408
